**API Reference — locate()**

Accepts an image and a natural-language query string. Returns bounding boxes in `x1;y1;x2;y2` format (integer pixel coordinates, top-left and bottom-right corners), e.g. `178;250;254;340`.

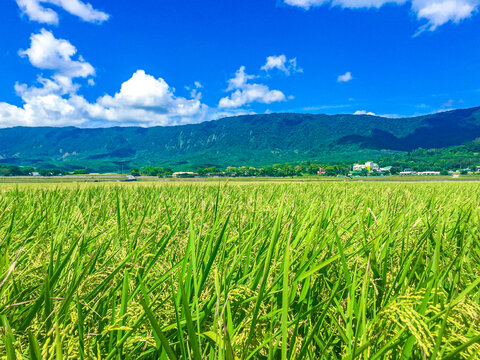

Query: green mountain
1;107;480;172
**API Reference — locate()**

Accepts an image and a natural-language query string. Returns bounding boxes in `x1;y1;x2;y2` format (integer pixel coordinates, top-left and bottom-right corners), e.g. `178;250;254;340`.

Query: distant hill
1;107;480;172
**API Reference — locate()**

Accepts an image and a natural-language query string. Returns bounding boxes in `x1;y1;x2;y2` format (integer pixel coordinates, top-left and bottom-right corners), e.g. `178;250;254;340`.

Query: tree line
0;165;88;177
129;163;351;177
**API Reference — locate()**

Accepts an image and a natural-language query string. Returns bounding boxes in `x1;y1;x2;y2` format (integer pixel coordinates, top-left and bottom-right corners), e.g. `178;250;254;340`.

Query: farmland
1;182;480;359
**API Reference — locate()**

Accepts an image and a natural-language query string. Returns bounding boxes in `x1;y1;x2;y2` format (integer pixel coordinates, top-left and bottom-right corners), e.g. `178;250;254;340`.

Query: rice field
0;181;479;359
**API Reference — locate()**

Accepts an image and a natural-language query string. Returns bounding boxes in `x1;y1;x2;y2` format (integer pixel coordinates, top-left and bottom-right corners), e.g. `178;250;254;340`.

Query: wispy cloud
354;110;376;115
261;55;303;75
16;0;109;25
218;66;287;108
337;71;353;83
283;0;480;33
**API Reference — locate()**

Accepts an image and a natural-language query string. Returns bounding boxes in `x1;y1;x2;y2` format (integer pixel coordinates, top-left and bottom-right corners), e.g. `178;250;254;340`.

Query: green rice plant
0;181;479;359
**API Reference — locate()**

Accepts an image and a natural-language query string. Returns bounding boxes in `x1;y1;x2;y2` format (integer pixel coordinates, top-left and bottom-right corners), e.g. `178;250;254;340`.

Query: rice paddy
0;181;479;359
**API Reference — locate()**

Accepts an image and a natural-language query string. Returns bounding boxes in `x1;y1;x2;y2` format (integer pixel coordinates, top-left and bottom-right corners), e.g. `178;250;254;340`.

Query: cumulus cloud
283;0;480;31
16;0;109;25
0;32;209;127
19;29;95;80
337;71;353;82
0;84;91;127
0;29;281;127
92;70;208;125
261;55;303;75
354;110;376;115
218;66;287;108
225;66;256;91
0;70;210;128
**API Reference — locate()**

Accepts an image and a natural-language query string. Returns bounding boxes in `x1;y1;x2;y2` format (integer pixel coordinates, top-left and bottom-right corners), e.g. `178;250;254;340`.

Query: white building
172;171;199;178
365;162;380;171
417;171;441;176
353;162;379;172
353;164;367;172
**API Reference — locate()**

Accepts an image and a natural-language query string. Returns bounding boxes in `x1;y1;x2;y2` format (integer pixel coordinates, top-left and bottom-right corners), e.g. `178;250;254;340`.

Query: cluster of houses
172;171;199;178
351;162;393;176
351;161;480;177
398;170;441;176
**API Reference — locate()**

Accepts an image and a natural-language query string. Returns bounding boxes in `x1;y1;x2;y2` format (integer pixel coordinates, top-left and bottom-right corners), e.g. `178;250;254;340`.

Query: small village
348;161;480;177
167;162;480;178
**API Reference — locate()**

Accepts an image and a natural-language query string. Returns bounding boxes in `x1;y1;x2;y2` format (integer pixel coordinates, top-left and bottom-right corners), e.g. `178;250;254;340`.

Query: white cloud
19;29;95;80
2;29;96;127
337;71;353;82
333;0;406;8
354;110;376;115
0;70;210;128
0;1;217;128
284;0;405;9
99;70;173;109
185;82;204;99
261;55;303;75
218;87;286;108
0;29;282;127
0;85;91;127
283;0;479;31
93;70;208;125
412;0;479;31
0;31;210;128
218;66;287;108
284;0;329;9
16;0;109;25
226;66;256;91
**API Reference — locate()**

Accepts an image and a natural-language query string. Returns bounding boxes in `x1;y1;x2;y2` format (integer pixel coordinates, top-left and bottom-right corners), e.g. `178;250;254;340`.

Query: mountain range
1;106;480;172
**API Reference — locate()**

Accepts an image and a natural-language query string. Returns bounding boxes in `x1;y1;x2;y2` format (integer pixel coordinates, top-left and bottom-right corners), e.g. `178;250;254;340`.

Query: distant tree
294;165;304;176
157;167;172;177
306;164;319;175
6;166;23;176
23;167;35;175
39;168;62;176
73;169;87;175
390;166;400;175
225;167;238;177
264;166;275;177
325;166;337;176
130;168;141;176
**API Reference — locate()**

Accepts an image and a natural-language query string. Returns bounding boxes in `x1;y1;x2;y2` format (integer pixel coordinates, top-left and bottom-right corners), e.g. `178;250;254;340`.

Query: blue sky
1;0;480;127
